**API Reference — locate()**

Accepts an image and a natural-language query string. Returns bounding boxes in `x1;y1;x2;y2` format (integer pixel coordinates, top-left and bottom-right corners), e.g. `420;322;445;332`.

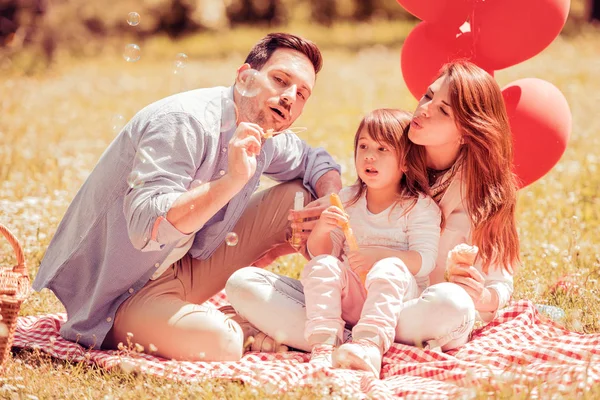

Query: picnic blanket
13;293;600;399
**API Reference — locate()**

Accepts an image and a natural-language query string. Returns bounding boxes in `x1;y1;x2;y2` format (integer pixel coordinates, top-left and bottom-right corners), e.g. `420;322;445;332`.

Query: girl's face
408;76;462;155
355;128;404;193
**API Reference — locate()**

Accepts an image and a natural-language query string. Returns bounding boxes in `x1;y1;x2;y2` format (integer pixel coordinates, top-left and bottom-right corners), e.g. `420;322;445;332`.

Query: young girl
302;109;441;376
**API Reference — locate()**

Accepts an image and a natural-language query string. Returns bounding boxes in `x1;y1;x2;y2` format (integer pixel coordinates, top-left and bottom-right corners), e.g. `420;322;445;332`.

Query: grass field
1;16;600;398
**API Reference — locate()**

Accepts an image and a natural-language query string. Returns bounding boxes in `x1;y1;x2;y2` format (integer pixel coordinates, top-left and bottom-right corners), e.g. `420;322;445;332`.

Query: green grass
1;18;600;398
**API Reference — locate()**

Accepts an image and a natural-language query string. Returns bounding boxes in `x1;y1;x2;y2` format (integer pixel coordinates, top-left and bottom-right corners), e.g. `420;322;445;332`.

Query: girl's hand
313;206;348;234
447;263;489;305
347;248;379;279
288;196;333;240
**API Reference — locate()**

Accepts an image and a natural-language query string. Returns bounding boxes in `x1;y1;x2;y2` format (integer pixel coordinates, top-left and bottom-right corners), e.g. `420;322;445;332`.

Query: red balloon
473;0;570;70
401;22;493;99
397;0;474;29
502;79;571;188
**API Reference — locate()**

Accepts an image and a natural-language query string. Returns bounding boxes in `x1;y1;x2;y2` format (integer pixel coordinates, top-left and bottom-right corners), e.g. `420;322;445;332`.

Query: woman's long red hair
406;61;520;274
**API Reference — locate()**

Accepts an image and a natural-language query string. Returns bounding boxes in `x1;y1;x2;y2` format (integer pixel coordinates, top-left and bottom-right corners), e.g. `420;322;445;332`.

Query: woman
225;60;520;353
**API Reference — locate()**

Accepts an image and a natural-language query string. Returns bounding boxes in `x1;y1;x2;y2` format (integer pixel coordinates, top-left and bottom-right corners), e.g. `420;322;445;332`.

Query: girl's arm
359;248;423;275
306;205;347;257
307;224;334;256
354;196;441;275
403;196;442;276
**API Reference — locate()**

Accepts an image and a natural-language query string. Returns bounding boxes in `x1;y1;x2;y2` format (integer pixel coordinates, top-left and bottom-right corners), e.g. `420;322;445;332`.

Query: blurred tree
310;0;335;26
589;0;600;22
158;0;192;38
0;0;54;64
227;0;287;25
0;0;19;46
189;0;228;30
354;0;375;21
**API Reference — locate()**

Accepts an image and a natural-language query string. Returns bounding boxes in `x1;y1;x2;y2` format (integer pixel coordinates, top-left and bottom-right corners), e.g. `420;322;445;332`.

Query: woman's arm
448;259;513;317
358;248;423;275
350;196;441;276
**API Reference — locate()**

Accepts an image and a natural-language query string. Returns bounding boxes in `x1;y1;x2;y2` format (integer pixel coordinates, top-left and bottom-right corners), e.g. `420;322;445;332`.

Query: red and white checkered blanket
14;293;600;399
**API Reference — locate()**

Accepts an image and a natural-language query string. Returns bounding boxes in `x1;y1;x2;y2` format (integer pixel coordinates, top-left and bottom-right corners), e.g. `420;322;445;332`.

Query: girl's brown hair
347;109;430;216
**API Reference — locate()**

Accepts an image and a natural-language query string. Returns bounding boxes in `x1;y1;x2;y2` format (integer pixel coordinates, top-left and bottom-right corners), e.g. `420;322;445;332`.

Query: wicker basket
0;224;30;367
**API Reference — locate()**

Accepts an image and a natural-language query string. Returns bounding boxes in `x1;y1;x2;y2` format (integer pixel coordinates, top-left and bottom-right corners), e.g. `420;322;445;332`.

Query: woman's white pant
225;267;476;352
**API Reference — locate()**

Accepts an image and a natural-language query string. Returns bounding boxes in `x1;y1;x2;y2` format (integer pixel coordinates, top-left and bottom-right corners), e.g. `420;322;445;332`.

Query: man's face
235;48;316;132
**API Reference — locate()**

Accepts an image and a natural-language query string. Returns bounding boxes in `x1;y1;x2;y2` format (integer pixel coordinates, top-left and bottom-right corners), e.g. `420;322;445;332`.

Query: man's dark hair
244;33;323;74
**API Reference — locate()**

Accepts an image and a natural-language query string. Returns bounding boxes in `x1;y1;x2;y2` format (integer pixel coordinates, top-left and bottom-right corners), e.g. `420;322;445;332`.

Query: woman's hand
447;263;490;306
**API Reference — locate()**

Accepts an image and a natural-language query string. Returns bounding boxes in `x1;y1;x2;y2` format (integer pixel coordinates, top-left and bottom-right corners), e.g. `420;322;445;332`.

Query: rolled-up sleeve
264;134;341;198
123;112;205;251
479;265;514;322
407;196;442;278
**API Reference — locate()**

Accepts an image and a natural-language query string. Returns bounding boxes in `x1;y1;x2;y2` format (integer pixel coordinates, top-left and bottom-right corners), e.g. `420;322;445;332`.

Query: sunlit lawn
1;18;599;398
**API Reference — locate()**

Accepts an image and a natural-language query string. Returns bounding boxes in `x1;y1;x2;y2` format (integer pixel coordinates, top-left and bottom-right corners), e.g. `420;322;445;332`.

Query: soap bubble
235;69;262;97
225;232;239;246
174;53;188;70
123;44;141;62
204;96;238;133
111;114;125;132
137;147;156;164
220;97;237;132
127;12;140;26
127;171;144;189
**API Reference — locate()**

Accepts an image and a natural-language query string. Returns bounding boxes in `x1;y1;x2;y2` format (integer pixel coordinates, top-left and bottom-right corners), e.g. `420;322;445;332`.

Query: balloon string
471;0;478;62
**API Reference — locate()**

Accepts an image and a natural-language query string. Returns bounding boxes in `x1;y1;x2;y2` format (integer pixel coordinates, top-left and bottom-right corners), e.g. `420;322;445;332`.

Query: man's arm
288;170;342;240
125;116;262;250
314;170;342;197
263;134;341;198
166;175;244;234
166;122;263;234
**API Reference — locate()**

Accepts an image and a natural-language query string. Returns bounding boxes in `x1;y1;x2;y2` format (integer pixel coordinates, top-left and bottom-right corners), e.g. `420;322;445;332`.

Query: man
33;33;342;361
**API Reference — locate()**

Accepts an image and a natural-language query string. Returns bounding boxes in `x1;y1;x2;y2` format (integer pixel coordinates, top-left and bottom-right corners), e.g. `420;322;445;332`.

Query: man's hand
227;122;263;186
288;196;331;240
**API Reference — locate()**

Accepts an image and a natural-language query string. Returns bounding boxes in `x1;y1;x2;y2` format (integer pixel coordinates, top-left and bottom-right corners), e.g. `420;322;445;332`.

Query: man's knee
164;313;244;362
226;266;264;305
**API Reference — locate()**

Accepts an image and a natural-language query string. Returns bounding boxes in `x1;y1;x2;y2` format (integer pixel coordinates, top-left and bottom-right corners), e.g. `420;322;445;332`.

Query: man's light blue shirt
32;86;341;348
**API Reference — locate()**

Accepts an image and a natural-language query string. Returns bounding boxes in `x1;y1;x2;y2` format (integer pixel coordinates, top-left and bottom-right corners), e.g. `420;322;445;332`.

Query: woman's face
408;76;462;153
